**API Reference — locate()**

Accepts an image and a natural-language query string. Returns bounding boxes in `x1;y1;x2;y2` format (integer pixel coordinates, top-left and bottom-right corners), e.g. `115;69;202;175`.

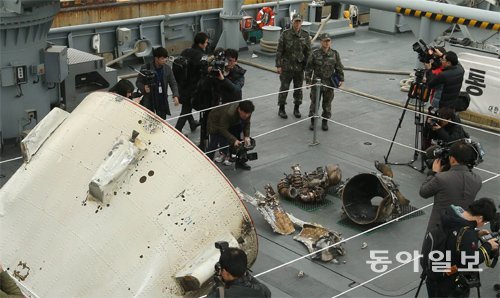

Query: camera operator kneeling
207;101;256;170
208;245;271;298
424;107;469;146
420;140;482;233
422;199;499;298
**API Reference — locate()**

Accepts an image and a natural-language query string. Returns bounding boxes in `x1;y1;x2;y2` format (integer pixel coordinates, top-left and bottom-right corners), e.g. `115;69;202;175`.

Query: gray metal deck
1;26;499;297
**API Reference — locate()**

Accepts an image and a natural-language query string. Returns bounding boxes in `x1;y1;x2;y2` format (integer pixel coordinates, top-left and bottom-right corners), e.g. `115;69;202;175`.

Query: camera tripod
384;71;428;172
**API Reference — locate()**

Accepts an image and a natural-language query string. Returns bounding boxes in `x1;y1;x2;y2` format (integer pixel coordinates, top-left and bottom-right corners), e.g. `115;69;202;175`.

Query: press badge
158;85;163;94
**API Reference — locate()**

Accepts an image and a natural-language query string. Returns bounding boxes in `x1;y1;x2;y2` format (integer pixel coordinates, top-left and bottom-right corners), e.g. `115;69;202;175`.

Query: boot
309;118;315;131
293;104;301;118
321;119;328;131
278;105;288;119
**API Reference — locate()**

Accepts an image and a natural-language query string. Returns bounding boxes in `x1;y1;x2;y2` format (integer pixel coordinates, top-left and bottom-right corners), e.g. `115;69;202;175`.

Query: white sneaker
223;158;233;166
214;152;225;163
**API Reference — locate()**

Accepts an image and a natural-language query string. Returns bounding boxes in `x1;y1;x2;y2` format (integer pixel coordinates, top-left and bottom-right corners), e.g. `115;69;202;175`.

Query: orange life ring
256;7;275;29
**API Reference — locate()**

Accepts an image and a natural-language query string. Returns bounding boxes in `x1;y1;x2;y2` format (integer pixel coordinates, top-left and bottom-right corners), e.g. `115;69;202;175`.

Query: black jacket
214;64;246;104
424;113;469;143
428;64;465;108
179;45;207;103
423;206;495;282
206;272;271;298
136;62;179;116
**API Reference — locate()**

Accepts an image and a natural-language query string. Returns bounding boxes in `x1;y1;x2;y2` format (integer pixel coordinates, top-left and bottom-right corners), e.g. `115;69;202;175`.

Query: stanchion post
310;78;321;146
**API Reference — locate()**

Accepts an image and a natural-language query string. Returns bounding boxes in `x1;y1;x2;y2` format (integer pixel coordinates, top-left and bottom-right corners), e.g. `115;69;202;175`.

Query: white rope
320;116;500;177
254;170;496;285
323;84;500;137
204;117;313;156
331;254;423;298
165;84;315;122
254;203;434;278
0;156;23;164
330;173;499;297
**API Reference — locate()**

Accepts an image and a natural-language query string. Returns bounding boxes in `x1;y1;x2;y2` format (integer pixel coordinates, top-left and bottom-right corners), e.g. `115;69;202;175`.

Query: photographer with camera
207;100;255;170
423;46;446;109
212;48;246;105
209;242;271;298
424;106;469;148
420;140;482;233
426;51;464;110
421;198;498;298
174;32;209;134
136;47;179;119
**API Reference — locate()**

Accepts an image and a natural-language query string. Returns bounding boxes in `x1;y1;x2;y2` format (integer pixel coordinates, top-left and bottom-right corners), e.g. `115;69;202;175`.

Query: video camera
412;39;441;69
211;50;226;74
479;211;500;268
232;137;258;163
425;138;485;170
214;241;229;285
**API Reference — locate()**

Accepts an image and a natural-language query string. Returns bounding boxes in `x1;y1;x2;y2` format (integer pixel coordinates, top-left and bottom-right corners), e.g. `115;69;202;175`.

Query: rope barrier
0;156;23;165
331;254;423;298
254;170;497;293
322;84;500;137
320;116;500;177
254;203;434;278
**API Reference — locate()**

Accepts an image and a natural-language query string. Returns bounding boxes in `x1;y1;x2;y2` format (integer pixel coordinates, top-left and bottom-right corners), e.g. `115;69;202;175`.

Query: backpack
454;91;471;112
172;56;189;87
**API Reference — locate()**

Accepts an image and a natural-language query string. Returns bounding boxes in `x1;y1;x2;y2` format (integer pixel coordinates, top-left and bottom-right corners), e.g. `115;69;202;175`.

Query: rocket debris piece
0;92;257;297
238;185;295;235
288;214;346;262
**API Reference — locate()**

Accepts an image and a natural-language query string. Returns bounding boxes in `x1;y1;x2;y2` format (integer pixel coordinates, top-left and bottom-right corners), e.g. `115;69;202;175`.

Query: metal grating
67;48;103;65
337;204;425;232
281;196;334;212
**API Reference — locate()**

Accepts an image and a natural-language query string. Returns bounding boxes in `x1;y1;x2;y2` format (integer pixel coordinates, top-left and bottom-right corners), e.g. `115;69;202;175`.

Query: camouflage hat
292;13;303;22
319;33;331;41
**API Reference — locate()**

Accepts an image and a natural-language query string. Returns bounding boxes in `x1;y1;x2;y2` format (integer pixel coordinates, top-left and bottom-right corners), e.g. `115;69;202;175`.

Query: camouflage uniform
305;47;344;119
276;28;311;106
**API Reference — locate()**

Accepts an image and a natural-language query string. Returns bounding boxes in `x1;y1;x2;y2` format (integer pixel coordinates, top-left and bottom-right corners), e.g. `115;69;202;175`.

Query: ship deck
1;26;499;297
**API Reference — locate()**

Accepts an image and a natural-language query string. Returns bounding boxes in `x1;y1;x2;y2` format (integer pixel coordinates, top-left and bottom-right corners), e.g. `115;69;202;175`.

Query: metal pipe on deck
331;0;500;28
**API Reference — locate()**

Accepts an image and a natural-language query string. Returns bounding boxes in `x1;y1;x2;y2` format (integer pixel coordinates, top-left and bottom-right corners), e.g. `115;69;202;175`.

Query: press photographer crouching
208;241;271;298
421;198;499;298
424;106;469;149
420;139;483;233
207;100;256;170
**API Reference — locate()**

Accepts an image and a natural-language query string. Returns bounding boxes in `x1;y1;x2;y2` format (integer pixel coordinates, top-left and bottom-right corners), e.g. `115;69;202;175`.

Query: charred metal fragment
237;186;295;235
277;164;342;203
288;214;346;262
341;163;410;225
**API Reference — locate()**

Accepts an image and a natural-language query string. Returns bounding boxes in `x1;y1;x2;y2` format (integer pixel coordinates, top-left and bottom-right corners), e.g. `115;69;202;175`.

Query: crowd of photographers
411;42;499;298
105;34;500;297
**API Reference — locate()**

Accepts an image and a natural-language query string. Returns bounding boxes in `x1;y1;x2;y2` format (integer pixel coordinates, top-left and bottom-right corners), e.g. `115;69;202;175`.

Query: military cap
319;33;331;41
292;13;303;22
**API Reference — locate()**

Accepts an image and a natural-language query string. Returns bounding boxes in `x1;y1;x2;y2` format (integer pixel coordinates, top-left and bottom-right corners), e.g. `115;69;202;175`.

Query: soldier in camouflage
305;33;344;131
276;13;311;119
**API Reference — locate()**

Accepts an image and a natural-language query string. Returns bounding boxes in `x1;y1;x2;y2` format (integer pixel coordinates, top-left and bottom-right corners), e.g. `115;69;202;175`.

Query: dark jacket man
424;106;469;144
206;101;255;170
207;102;252;146
213;49;246;104
420;141;482;233
422;200;498;298
427;51;464;109
175;32;209;133
136;47;179;119
207;247;271;298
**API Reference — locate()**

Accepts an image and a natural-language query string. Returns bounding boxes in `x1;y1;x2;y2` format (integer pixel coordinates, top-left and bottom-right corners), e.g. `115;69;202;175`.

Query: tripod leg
384;95;412;163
